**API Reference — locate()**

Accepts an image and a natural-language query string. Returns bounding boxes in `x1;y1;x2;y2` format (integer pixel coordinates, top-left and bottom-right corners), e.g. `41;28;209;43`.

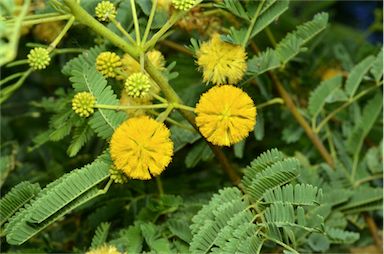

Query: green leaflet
345;55;376;98
308;75;343;117
370;48;383;83
248;12;329;76
346;93;383;154
90;222;111;250
0;181;41;225
263;184;323;206
69;67;126;139
62;45;105;76
4;154;111;245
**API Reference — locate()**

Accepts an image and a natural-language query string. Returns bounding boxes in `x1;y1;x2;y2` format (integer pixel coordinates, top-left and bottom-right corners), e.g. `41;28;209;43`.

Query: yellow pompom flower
95;1;116;22
86;245;122;254
195;85;256;146
172;0;196;11
146;50;166;71
96;52;122;78
197;34;247;85
110;116;173;180
27;47;50;70
72;92;96;118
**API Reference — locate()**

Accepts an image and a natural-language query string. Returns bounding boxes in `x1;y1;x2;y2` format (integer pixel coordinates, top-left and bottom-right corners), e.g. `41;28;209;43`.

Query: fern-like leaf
263;184;323;206
67;123;94;157
0;182;41;225
69;67;126;139
245;158;300;202
308;75;343;117
345;55;376;97
325;227;359;244
62;45;105;76
216;0;249;20
91;222;111;249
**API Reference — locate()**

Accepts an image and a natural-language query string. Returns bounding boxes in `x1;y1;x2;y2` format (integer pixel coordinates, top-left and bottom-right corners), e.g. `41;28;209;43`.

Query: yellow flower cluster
197;34;247;85
27;47;50;70
95;1;116;22
72;92;96;118
172;0;196;11
195;85;256;146
110;116;173;180
96;52;122;78
86;245;122;254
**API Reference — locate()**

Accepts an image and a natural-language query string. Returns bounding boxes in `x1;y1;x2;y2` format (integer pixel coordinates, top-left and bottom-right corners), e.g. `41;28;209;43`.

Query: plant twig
363;212;383;253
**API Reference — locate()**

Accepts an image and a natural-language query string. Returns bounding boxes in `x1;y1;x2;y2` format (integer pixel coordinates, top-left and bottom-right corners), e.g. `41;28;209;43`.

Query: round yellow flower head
86;244;122;254
195;85;256;146
72;92;96;118
147;50;166;71
172;0;196;11
125;73;151;98
110;116;174;180
109;166;129;184
197;34;247;85
95;1;116;22
27;47;50;70
96;52;122;78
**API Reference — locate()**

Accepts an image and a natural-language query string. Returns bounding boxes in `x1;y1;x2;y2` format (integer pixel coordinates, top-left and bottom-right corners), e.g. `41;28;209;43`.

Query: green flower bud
27;47;50;70
125;73;151;98
72;92;96;118
109;167;129;184
95;1;117;22
172;0;196;11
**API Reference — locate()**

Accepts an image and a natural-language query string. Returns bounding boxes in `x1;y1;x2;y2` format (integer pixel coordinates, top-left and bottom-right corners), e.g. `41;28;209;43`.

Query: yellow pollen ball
195;85;256;146
110;116;174;180
197;34;247;85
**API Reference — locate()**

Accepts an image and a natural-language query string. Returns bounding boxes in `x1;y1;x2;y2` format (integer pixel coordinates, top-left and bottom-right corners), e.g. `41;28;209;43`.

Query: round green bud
95;1;117;22
27;47;50;70
96;52;122;78
171;0;196;11
109;167;129;184
72;92;96;118
125;73;151;98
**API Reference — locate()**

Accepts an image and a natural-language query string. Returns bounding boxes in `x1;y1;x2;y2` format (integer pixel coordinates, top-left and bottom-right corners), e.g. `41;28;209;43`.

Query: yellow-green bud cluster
95;1;116;22
109;167;129;184
27;47;50;70
72;92;96;118
125;73;151;98
172;0;196;11
96;52;122;78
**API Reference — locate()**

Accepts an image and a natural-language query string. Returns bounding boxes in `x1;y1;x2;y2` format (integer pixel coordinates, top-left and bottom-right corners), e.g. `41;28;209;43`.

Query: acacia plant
0;0;382;253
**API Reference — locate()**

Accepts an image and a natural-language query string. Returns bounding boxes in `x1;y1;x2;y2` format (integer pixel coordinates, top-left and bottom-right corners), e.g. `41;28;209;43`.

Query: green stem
315;85;380;133
265;27;277;47
0;69;33;104
261;233;300;254
174;103;195;112
242;0;265;48
149;110;197;132
143;12;184;50
142;0;158;44
110;17;136;45
256;97;283;109
130;0;141;45
354;174;383;187
6;12;61;22
16;14;72;26
150;92;168;103
0;72;24;86
157;105;174;122
156;177;164;196
48;16;75;51
95;103;168;110
5;59;28;68
53;48;84;54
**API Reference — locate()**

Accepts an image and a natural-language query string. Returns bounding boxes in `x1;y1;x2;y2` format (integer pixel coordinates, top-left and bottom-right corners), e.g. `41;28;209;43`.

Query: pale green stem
156;105;174;122
0;72;24;86
255;97;284;109
5;12;61;22
149;110;196;132
173;103;195;112
315;85;380;133
0;69;33;104
143;12;184;50
150;91;168;103
261;233;300;254
53;48;84;54
95;103;168;110
142;0;158;44
130;0;141;45
110;17;136;45
16;14;72;26
354;174;383;187
102;179;114;193
242;0;265;48
48;16;75;52
6;59;28;67
265;27;277;47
